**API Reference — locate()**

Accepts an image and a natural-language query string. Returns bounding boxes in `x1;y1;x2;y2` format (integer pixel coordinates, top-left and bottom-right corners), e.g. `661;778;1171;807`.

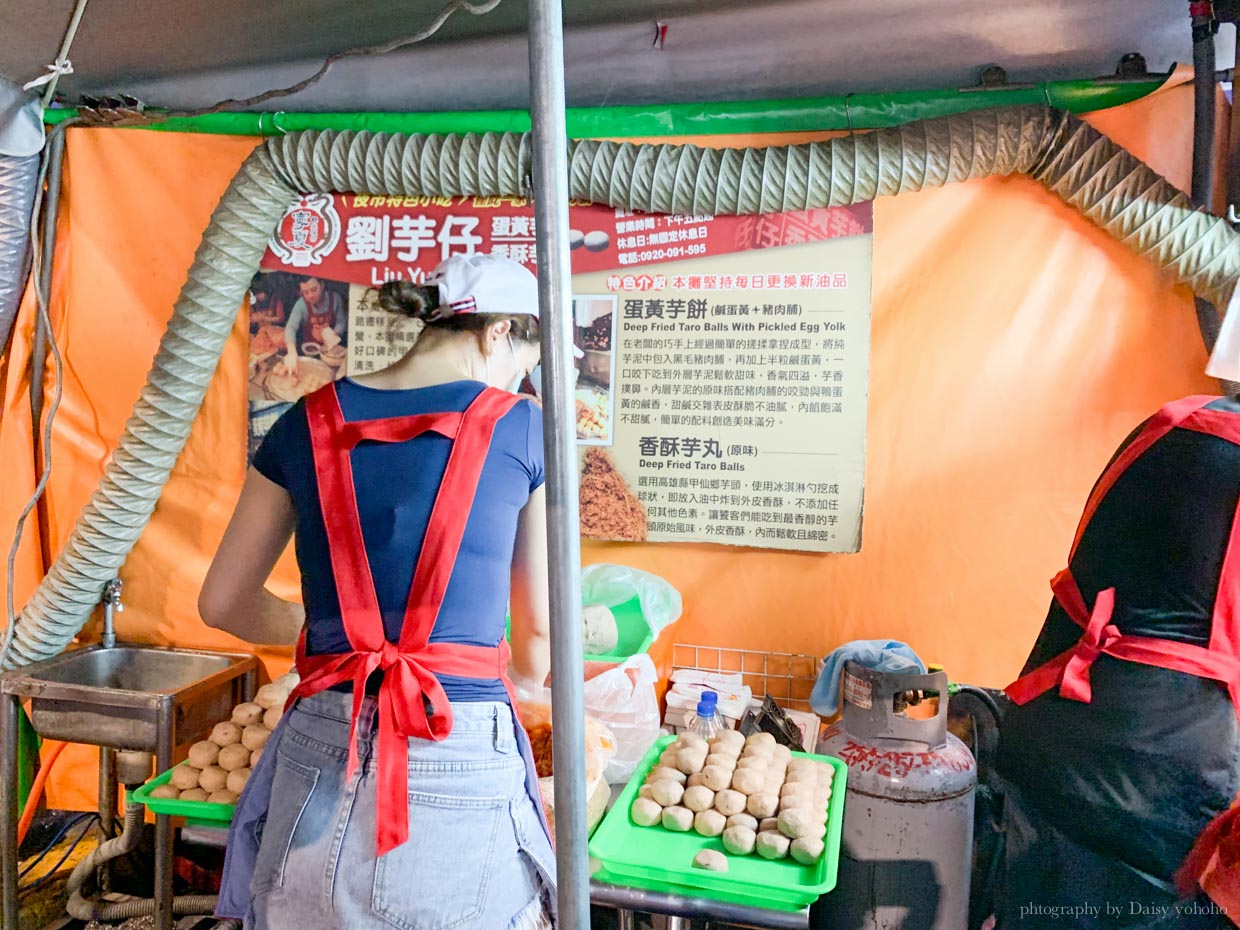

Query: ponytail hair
374;280;539;344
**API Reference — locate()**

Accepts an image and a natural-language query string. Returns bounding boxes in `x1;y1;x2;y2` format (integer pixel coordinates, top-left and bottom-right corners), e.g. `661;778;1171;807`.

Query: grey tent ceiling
0;0;1236;113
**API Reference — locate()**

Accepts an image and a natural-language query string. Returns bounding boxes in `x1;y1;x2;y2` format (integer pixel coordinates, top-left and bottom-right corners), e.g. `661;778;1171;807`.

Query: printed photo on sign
574;295;617;445
248;272;348;405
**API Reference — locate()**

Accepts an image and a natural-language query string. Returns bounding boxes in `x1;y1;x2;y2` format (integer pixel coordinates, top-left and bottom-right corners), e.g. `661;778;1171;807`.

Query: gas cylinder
814;663;977;930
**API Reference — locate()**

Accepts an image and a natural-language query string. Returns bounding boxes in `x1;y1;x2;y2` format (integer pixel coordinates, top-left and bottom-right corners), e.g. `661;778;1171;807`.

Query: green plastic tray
507;597;655;663
588;736;848;912
130;763;236;823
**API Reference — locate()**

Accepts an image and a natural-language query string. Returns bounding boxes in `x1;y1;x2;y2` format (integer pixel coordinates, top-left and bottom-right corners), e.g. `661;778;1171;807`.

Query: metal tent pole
526;0;589;928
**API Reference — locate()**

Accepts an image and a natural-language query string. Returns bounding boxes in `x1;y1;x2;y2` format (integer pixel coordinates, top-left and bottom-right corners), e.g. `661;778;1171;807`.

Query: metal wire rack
671;644;823;713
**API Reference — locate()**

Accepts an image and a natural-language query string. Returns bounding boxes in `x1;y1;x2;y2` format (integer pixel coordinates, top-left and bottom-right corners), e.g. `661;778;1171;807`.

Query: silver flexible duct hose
0;153;38;350
66;802;218;921
5;105;1238;668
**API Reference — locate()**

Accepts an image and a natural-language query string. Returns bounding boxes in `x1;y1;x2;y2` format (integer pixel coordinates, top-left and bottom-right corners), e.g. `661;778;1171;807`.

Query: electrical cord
19;813;99;893
84;0;505;125
19;812;97;880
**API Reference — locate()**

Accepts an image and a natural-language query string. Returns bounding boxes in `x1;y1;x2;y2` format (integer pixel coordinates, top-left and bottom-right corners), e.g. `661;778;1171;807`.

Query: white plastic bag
581;563;682;636
583;653;662;784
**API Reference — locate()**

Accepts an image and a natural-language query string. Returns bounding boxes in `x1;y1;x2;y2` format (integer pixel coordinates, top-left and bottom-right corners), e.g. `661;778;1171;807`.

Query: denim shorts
246;692;556;930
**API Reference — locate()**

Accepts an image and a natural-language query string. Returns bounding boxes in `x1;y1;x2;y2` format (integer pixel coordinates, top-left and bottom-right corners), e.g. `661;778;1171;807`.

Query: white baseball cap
1207;288;1240;383
428;252;583;357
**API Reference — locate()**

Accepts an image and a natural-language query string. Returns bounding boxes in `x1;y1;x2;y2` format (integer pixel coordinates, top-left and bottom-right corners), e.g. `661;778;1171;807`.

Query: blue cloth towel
810;640;925;716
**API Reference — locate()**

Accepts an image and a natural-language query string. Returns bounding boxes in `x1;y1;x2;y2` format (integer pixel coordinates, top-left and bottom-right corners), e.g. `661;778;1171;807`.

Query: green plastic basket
130;763;236;823
507;597;655;663
588;736;848;912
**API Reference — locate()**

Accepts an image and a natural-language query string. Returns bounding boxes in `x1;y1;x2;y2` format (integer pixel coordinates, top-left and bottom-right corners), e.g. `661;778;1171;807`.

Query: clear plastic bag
584;653;662;784
516;686;617;837
581;563;682;636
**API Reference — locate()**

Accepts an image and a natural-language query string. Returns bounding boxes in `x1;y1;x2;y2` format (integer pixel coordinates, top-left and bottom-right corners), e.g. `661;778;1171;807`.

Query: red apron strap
1066;396;1216;561
398;388;521;651
306;386;384;654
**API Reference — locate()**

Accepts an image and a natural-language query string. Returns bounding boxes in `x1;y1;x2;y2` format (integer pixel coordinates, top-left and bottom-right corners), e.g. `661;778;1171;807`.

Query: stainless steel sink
20;645;239;694
0;643;258;930
0;644;257;751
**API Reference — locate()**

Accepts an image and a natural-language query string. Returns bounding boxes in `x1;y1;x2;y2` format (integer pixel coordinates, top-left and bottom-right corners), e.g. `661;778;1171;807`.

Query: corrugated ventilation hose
0;153;38;350
66;802;217;921
5;104;1239;669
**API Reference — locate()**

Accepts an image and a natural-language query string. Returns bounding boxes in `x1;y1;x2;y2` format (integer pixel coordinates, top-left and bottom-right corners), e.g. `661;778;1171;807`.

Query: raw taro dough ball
171;766;202;791
207;789;238;805
702;765;733;792
254;684;288;710
218;743;252;772
209;722;242;747
678;733;708;751
786;759;816;780
676;748;708;776
631;797;663;827
263;706;284;731
727;813;759;831
148;784;179;800
694;809;727;837
179;788;208;802
760;817;780;834
649;766;688;785
226;767;252;794
791;836;826;865
716;729;745;749
639;785;656;801
781;781;815;800
713;789;746;816
735;755;768;772
198;766;228;794
650;780;686;808
242;725;271;752
771;745;793;765
763;777;785;797
660;750;680;767
746;792;779;819
756;830;791;860
723;825;757;856
187;741;219;770
704;753;734;770
746;732;777;750
581;603;619;654
231;702;264;727
731;769;764;796
683;785;716;813
662;806;694;832
250;748;264;767
781;795;814;814
687;773;707;788
778;808;818;839
692;849;729;872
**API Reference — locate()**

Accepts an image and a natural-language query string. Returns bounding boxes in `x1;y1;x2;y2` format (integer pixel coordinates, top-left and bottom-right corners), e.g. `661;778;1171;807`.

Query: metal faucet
101;578;123;648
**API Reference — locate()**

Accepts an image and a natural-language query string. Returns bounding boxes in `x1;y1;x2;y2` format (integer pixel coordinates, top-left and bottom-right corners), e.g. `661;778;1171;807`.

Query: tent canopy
0;0;1235;113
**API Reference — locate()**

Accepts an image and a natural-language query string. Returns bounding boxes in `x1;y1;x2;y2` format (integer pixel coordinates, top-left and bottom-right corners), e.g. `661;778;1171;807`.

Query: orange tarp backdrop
0;82;1217;809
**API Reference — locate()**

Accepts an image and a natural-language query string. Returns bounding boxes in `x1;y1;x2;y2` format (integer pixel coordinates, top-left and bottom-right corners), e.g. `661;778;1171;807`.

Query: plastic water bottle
688;691;721;741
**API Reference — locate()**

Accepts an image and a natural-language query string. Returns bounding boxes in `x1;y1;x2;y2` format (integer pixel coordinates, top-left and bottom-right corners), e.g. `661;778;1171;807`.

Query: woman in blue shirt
200;253;556;930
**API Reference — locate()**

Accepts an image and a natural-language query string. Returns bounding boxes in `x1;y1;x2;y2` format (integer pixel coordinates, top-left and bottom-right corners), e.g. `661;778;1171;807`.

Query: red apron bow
1005;397;1240;717
287;383;538;856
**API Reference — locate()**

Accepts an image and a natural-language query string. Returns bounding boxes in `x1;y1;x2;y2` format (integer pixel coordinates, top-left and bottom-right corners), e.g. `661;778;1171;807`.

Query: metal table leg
98;746;117;891
0;694;19;930
617;909;637;930
155;708;175;930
